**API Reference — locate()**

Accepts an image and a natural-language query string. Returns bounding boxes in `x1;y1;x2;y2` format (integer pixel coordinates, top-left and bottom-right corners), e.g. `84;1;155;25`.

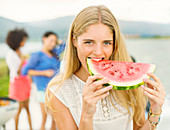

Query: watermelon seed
109;71;114;76
131;67;133;69
111;65;114;66
115;70;117;72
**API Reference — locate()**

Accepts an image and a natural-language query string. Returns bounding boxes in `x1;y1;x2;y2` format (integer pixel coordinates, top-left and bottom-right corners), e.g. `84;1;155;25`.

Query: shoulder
49;75;75;96
31;51;43;57
29;51;44;61
6;50;20;63
48;74;80;108
6;50;17;58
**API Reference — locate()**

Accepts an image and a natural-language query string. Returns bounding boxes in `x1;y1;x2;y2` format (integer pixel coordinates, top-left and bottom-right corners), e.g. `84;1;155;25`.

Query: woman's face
74;23;114;72
43;34;58;51
20;37;27;47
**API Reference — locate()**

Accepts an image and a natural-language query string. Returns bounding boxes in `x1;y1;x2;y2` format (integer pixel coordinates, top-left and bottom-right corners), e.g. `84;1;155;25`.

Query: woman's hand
81;75;113;118
44;69;55;77
141;73;166;114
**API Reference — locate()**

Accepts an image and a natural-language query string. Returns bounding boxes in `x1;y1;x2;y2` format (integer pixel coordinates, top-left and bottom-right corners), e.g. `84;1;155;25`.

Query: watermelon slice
87;58;156;90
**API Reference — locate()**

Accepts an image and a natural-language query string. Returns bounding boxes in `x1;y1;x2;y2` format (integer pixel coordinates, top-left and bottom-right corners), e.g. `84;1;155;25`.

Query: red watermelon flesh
87;58;156;90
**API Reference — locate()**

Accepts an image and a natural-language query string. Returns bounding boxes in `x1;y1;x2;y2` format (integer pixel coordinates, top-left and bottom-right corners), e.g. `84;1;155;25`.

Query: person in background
6;28;32;130
22;31;65;130
45;5;166;130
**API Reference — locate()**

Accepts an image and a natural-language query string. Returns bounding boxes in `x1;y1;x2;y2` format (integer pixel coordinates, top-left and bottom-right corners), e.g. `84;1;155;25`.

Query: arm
28;69;54;77
48;92;93;130
48;91;78;130
134;73;165;130
17;57;26;75
21;53;40;76
48;75;112;130
21;53;53;77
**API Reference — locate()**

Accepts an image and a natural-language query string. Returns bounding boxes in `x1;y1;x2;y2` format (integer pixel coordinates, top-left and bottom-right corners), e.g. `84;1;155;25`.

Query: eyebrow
83;39;113;42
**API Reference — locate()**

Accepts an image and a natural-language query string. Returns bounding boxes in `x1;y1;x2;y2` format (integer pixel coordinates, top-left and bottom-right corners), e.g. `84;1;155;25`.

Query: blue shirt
22;43;65;91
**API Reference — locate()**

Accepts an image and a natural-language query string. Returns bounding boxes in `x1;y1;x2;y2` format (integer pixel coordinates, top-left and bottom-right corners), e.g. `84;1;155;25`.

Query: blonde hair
45;5;146;126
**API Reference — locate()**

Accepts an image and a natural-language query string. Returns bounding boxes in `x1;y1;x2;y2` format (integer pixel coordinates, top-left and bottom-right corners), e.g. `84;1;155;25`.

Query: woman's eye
104;42;111;45
84;41;92;44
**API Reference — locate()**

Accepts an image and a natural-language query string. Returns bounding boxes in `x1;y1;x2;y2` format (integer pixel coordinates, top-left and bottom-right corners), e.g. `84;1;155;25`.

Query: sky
0;0;170;23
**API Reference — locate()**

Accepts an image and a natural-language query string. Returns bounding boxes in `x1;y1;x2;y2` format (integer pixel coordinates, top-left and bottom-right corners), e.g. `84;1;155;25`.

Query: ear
72;37;77;47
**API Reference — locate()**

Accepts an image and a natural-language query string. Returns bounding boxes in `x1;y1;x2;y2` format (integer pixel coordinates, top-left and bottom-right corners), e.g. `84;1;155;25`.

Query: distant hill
0;16;170;42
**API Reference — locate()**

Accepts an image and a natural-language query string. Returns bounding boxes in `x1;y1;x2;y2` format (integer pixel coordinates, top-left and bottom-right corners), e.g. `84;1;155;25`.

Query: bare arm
28;69;54;77
48;91;78;130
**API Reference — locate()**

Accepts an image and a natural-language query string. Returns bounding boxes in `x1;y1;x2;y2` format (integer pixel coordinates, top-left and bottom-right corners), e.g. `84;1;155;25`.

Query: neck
42;46;50;53
15;49;21;57
74;66;90;82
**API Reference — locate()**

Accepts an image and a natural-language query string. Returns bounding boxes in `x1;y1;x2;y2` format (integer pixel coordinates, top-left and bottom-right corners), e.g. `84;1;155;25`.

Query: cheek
105;46;113;58
76;45;92;68
76;43;93;59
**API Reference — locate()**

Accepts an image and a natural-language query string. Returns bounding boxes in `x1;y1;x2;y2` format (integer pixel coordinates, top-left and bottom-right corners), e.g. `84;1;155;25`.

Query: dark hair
43;31;59;60
6;28;28;51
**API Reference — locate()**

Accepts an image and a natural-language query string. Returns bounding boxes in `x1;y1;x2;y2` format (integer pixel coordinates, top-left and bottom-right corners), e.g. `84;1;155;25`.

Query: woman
45;5;166;130
22;32;65;130
6;28;32;130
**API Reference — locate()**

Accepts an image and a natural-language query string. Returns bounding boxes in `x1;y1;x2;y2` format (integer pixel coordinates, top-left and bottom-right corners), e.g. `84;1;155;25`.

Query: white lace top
49;74;133;130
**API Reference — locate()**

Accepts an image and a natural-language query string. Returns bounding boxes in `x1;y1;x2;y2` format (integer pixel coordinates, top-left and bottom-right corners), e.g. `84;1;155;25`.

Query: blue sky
0;0;170;23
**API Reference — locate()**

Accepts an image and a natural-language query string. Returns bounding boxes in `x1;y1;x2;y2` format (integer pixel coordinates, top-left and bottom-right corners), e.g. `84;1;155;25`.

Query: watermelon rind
87;58;156;90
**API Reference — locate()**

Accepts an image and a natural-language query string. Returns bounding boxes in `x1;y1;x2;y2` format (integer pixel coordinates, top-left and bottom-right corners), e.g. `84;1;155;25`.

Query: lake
0;39;170;94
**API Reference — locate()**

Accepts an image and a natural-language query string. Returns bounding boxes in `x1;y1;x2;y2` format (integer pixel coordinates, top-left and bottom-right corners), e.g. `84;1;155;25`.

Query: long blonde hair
45;5;146;126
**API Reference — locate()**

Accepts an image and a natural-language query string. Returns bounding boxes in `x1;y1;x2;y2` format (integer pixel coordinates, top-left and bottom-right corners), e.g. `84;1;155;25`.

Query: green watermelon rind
87;58;156;90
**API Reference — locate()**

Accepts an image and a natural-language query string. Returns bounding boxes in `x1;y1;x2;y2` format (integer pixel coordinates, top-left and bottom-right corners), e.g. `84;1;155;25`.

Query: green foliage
0;58;9;97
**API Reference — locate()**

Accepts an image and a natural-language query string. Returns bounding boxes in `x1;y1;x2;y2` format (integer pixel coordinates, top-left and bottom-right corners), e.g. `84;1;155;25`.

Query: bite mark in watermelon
87;58;156;90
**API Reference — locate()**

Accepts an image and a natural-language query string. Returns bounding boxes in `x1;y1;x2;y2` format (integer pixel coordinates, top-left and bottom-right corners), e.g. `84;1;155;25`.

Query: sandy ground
3;85;170;130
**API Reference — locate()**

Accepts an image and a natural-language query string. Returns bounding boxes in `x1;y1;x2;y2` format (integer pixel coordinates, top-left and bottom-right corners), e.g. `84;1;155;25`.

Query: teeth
88;57;104;60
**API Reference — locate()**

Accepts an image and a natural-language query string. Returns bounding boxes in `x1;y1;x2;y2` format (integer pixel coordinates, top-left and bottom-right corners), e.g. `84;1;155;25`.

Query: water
0;39;170;93
0;41;42;57
126;38;170;94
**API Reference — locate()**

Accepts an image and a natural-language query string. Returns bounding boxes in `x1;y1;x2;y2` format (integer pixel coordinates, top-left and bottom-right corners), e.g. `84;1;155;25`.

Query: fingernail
108;86;113;89
143;78;147;82
144;91;148;94
107;91;109;95
140;85;144;88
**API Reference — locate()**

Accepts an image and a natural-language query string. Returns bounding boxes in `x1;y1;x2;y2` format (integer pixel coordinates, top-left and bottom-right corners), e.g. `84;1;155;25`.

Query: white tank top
49;74;133;130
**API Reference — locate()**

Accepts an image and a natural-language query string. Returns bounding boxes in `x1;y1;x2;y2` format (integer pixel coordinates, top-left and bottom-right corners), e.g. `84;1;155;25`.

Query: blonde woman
45;5;166;130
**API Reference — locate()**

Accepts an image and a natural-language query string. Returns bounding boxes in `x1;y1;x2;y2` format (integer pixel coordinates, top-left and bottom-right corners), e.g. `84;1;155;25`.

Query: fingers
93;91;110;103
90;79;110;91
83;75;111;105
147;73;161;84
86;75;104;86
141;85;160;98
92;86;113;97
143;78;160;91
143;90;163;104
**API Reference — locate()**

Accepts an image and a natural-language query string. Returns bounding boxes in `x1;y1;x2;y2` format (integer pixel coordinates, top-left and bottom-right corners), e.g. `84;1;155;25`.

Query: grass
0;58;9;97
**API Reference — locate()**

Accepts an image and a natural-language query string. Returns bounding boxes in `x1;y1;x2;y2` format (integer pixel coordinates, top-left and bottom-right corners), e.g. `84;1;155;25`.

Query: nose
93;44;103;56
